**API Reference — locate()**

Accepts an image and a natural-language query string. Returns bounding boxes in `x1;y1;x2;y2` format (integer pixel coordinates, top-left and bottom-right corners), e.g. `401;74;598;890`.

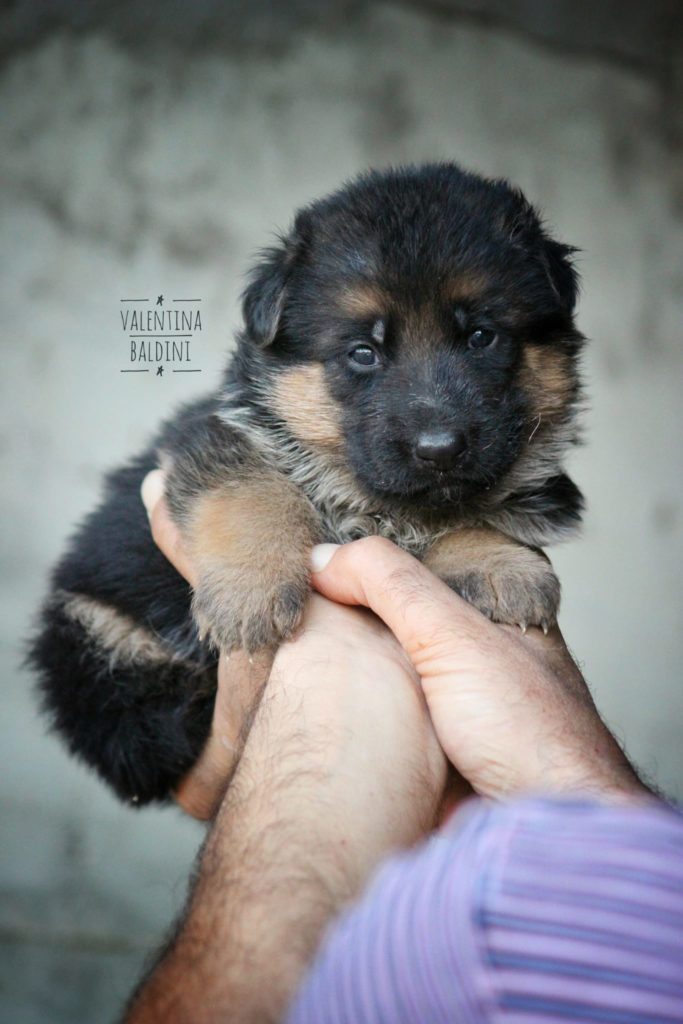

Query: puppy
29;162;584;805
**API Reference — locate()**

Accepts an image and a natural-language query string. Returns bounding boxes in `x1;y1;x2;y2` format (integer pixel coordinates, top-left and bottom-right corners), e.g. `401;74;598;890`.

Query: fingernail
310;543;339;573
140;469;166;518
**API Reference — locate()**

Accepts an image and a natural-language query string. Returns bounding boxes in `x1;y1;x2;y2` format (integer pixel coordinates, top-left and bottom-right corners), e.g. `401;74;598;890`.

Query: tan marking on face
443;273;489;304
270;365;344;450
61;593;177;667
336;283;387;319
400;304;443;354
520;344;575;420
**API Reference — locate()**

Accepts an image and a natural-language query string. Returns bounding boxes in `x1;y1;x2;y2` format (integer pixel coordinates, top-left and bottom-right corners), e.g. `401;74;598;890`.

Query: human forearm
124;600;445;1024
126;720;353;1023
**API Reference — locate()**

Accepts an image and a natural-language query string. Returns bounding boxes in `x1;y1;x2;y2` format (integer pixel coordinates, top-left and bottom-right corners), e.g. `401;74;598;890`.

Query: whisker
527;414;542;444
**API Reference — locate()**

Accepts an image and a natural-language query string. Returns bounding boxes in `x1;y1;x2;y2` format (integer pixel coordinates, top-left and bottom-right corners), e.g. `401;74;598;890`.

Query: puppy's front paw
192;567;309;653
442;550;560;631
175;474;321;653
424;530;560;631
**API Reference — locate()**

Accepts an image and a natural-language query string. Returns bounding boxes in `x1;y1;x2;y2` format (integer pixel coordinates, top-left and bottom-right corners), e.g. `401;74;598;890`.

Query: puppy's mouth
347;427;510;510
356;465;486;508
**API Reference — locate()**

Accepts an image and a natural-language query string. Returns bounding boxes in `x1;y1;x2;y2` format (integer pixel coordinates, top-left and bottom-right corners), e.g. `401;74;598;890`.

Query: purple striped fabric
285;797;683;1023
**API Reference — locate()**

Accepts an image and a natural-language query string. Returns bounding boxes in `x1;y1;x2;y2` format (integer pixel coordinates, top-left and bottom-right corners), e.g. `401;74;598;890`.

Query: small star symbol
156;295;164;306
156;365;164;376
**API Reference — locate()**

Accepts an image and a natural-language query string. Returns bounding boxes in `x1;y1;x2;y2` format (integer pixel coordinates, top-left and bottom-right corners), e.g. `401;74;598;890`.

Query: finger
141;470;198;587
173;733;235;821
310;537;494;664
140;468;166;519
174;648;274;820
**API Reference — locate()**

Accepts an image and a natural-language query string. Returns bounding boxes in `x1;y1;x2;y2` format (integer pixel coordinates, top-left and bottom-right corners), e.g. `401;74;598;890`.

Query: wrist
525;723;651;804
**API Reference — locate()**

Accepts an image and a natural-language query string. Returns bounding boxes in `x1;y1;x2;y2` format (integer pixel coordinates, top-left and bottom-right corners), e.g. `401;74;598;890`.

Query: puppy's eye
348;345;379;367
467;328;498;350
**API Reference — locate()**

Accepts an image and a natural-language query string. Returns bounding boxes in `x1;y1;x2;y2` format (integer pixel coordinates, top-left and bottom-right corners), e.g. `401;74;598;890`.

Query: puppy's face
241;165;582;510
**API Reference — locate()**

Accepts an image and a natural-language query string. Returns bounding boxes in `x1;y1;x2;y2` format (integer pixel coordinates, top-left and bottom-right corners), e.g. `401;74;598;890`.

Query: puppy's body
30;163;584;804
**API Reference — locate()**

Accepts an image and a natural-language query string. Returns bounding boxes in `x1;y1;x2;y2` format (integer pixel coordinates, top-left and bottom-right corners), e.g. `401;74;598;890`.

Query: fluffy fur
29;162;585;805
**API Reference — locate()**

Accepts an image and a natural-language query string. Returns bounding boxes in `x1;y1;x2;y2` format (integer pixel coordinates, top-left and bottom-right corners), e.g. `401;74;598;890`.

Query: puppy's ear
241;213;310;347
539;239;579;314
500;189;579;315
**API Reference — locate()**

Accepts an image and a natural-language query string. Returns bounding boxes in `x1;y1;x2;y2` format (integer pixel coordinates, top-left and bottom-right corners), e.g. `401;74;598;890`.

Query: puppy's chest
319;506;445;557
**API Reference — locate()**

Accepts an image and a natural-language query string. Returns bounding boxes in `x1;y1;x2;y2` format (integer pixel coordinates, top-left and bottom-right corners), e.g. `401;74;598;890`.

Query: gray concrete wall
1;3;682;1020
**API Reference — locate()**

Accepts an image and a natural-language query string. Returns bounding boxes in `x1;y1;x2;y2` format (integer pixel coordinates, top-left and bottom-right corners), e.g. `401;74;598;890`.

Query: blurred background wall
1;1;682;1020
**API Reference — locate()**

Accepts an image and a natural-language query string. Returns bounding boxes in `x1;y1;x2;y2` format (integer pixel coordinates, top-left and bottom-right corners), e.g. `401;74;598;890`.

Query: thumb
310;537;492;670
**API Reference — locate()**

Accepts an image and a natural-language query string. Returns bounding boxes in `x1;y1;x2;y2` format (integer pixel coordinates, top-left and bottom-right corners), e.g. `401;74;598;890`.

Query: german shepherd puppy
29;163;584;805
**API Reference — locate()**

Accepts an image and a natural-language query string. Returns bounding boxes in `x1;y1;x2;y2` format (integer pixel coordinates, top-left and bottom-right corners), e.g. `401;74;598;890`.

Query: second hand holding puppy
310;540;647;803
143;469;275;820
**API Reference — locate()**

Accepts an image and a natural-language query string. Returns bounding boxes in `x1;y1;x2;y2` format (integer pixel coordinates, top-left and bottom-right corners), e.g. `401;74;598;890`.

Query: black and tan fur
29;163;584;804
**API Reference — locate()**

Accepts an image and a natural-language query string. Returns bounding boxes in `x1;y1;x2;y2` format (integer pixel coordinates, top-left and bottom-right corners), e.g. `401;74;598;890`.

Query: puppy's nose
414;430;467;467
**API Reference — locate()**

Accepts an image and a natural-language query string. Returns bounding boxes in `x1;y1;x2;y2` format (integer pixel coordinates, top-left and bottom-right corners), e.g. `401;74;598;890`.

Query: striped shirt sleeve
285;797;683;1024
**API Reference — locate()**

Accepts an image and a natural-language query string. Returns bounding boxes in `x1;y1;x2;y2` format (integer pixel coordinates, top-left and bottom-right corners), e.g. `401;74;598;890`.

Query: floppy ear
539;239;579;314
241;214;310;347
500;190;579;315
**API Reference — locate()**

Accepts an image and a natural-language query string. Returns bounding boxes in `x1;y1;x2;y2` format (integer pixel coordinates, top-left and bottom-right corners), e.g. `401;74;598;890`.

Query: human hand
142;470;274;819
311;538;647;802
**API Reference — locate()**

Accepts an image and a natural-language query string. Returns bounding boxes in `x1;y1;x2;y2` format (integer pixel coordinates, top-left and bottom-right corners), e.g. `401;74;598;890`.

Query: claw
518;622;528;635
542;621;549;636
